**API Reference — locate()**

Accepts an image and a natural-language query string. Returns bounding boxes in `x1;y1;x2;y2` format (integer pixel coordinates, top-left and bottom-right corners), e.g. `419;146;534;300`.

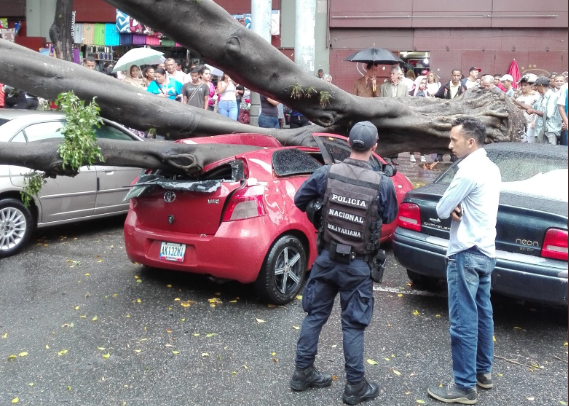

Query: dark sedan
393;143;568;306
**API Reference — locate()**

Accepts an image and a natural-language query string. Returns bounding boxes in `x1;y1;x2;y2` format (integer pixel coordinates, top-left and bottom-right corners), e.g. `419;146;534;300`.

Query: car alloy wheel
0;198;34;258
255;235;307;305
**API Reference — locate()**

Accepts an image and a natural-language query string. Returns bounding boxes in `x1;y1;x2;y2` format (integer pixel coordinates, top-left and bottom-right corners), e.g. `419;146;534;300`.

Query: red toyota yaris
124;133;412;304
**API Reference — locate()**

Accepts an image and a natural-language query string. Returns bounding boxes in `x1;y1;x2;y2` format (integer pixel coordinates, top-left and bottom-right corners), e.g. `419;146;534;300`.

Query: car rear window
272;149;321;177
436;150;568;202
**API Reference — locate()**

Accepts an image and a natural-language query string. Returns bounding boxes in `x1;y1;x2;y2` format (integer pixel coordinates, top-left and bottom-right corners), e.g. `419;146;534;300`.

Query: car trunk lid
128;160;245;235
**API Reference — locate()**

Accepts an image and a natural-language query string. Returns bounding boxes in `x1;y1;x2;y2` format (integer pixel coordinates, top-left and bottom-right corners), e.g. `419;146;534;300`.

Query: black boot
342;378;379;405
290;365;333;391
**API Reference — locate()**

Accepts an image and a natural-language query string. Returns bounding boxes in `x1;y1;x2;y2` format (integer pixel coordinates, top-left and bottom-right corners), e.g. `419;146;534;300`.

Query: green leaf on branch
21;171;46;207
55;91;105;173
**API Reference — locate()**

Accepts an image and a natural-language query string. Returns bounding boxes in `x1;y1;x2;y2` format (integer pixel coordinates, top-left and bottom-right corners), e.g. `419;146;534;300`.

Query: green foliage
319;91;332;107
55;91;105;173
304;86;317;99
290;83;304;99
20;171;46;207
20;92;105;205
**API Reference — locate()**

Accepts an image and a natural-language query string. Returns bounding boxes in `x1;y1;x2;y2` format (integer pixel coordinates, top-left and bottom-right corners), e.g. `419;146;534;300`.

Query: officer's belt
322;242;369;261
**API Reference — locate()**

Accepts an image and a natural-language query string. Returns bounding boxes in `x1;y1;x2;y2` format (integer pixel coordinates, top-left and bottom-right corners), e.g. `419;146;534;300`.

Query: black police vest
321;159;382;255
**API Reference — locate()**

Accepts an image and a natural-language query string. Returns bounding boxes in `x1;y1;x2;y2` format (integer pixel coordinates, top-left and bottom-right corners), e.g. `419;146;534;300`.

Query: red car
124;133;412;304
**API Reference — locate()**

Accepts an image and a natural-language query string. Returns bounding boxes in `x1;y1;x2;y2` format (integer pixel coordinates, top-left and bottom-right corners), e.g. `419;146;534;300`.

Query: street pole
294;0;316;74
250;0;272;126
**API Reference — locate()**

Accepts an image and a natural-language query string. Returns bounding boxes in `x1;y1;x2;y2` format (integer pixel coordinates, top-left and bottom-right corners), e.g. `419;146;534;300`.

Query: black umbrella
344;47;404;64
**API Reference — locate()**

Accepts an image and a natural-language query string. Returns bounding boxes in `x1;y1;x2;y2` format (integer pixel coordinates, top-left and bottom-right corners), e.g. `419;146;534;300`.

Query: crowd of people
351;63;569;164
1;57;567;149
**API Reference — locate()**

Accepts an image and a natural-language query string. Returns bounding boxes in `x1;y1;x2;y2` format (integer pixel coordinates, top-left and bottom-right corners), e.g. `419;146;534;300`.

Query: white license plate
159;242;186;262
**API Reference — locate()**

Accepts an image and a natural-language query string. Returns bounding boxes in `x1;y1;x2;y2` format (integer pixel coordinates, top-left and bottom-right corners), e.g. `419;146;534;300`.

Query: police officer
289;121;398;405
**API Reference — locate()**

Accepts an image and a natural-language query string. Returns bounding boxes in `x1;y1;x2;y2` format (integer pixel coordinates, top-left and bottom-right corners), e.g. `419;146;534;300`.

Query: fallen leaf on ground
202;353;209;357
366;359;378;365
136;299;141;303
256;318;266;323
2;333;6;338
136;279;142;283
435;314;441;317
398;293;403;297
134;349;141;353
384;358;390;362
296;295;302;300
12;398;19;404
92;316;98;321
229;300;238;303
74;306;80;310
417;401;425;404
293;326;300;330
206;333;217;337
527;396;535;401
392;369;401;376
172;351;180;355
58;350;68;355
45;345;49;349
8;355;16;360
412;310;419;316
181;302;191;307
493;336;497;342
97;347;105;351
193;333;200;337
102;353;110;359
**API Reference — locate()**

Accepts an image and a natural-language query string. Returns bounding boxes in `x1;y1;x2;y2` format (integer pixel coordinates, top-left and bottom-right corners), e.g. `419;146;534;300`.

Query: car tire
407;269;439;290
0;198;34;258
254;235;307;305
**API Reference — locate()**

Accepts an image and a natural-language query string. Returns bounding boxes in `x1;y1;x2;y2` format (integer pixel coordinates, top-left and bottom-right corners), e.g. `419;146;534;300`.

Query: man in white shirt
463;67;481;89
427;117;501;405
165;58;186;84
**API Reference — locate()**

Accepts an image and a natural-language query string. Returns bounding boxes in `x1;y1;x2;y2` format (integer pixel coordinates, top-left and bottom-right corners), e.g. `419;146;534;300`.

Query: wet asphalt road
0;215;567;406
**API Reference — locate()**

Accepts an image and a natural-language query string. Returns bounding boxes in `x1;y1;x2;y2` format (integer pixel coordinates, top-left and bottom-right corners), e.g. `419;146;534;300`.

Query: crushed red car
124;133;412;304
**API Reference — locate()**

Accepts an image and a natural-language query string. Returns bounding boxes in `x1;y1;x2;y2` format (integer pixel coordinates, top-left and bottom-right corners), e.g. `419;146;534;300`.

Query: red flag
508;59;521;89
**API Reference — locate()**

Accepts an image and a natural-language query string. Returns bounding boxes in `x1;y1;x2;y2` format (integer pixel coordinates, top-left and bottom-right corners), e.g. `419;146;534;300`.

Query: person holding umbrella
346;47;404;98
353;62;379;98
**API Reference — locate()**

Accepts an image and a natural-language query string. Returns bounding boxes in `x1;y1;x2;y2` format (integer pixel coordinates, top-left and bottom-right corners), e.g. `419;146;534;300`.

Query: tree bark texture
0;139;263;178
49;0;74;62
104;0;525;150
0;40;321;148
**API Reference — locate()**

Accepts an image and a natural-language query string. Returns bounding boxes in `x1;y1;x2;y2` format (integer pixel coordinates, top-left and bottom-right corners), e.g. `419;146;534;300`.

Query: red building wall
329;27;568;94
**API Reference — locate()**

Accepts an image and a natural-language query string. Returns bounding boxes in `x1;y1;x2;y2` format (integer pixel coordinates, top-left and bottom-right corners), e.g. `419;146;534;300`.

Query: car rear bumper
393;227;568;306
123;210;274;283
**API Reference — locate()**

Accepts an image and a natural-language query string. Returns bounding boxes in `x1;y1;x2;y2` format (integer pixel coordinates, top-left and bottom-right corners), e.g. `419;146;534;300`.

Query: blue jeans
446;247;496;390
258;114;280;129
295;251;374;383
561;130;568;146
218;100;238;120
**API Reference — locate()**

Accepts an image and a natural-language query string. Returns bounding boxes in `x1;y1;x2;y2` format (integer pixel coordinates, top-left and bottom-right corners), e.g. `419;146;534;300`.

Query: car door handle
102;169;115;174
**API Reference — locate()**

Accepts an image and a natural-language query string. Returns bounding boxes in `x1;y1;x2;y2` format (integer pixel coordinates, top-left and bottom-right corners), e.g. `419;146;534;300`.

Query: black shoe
427;380;478;404
342;378;379;405
290;365;332;391
476;373;493;389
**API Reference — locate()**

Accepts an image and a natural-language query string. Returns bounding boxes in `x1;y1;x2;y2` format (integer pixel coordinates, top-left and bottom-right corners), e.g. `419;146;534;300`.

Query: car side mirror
383;163;397;177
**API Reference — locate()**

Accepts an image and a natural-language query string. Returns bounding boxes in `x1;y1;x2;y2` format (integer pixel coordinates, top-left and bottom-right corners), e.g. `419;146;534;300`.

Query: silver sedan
0;110;143;257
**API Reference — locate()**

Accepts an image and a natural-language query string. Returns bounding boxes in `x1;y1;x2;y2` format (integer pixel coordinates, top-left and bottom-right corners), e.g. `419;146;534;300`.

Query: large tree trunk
0;139;263;178
49;0;74;61
104;0;525;145
0;40;321;148
0;39;523;157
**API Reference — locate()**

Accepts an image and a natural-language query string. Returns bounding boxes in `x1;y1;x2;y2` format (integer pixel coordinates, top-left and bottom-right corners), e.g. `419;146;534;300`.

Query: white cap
500;74;514;82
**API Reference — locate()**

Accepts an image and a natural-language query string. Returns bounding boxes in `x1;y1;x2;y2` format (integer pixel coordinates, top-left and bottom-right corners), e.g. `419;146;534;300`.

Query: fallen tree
0;0;525;176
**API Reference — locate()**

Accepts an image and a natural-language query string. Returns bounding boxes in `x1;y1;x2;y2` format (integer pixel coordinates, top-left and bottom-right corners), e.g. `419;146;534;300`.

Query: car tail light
397;202;421;232
222;186;265;222
541;228;568;261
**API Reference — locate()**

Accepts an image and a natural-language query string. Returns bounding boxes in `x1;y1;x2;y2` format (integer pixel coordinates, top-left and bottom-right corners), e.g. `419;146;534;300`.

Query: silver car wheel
0;206;28;251
273;246;302;295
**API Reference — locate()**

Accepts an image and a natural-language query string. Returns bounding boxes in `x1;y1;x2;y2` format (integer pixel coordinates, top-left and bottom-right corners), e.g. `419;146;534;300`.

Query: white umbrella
113;48;165;73
205;64;224;77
